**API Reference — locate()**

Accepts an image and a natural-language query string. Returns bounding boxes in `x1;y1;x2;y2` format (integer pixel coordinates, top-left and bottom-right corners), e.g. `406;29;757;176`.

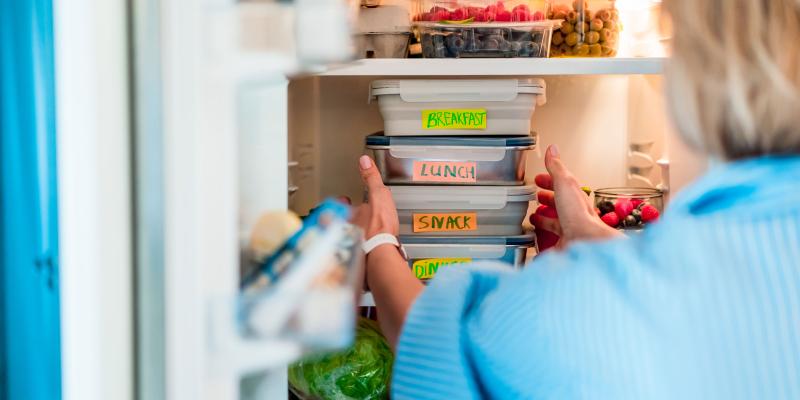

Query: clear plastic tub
366;134;535;185
370;78;546;136
355;33;410;58
548;0;620;57
594;187;663;231
412;0;549;23
418;21;555;58
401;234;535;280
390;185;535;235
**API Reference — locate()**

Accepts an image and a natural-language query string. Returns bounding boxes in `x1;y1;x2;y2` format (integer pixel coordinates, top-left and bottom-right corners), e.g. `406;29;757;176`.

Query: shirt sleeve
391;236;652;400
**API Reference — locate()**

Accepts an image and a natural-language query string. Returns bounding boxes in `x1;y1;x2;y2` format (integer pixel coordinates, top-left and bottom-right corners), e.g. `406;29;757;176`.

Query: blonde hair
663;0;800;159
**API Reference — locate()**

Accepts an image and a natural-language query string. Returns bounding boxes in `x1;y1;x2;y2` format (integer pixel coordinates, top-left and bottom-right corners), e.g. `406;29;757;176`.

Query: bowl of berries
594;187;663;231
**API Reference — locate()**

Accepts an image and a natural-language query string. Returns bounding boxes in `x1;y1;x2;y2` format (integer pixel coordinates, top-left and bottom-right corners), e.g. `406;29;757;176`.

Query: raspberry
451;7;468;20
495;10;512;21
512;4;530;13
601;212;620;227
631;199;644;208
614;198;634;219
512;8;530;21
532;10;545;20
641;205;660;223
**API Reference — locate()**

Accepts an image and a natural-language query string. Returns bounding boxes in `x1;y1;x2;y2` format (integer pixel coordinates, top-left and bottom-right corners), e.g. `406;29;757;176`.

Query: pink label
412;161;477;183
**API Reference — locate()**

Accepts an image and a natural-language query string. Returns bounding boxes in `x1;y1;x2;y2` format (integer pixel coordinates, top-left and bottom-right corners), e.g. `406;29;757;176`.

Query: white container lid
357;6;411;34
370;78;546;103
389;185;535;210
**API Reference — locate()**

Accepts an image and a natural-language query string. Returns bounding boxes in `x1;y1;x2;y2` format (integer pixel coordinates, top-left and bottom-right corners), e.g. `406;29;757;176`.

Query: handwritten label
412;161;477;183
412;212;478;233
412;258;472;280
421;109;487;130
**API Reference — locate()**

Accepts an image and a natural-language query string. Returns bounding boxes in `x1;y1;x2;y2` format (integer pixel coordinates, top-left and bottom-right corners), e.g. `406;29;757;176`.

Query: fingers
359;155;386;192
531;212;562;236
534;173;553;191
537;190;555;207
543;145;570;183
337;196;352;205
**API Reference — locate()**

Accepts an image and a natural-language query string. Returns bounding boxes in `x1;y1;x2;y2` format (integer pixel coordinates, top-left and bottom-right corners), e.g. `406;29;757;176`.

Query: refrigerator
52;0;710;399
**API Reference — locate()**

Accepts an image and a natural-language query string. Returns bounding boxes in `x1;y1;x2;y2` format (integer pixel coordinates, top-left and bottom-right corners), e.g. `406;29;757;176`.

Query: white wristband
362;233;408;260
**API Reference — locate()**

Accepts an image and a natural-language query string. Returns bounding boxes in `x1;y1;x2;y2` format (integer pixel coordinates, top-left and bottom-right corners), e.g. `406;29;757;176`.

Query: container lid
370;78;546;103
400;233;535;246
390;185;535;209
357;6;411;34
365;133;535;147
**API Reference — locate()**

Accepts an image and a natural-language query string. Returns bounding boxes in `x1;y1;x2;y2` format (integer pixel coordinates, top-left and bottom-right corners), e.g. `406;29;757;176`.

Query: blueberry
512;30;533;42
511;41;522;54
623;215;638;227
631;209;642;223
483;37;501;50
433;44;448;58
598;201;615;215
529;42;541;57
463;30;477;51
446;34;467;56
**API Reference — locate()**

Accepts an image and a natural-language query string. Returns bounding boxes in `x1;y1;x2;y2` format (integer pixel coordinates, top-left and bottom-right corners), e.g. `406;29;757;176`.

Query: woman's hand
351;155;400;238
532;145;621;251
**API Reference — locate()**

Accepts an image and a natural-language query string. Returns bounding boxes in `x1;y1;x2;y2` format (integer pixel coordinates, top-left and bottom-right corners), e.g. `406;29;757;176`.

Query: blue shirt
392;156;800;400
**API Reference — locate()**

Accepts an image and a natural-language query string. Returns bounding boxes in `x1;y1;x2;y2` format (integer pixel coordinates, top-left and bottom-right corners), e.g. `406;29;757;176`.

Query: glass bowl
594;187;663;231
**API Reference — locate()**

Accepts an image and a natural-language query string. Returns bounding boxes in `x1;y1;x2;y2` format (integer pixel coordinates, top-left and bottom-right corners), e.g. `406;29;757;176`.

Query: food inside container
594;187;663;231
548;0;620;57
390;185;535;236
370;78;546;136
401;234;535;281
356;5;411;59
412;0;549;23
366;133;535;185
418;21;554;58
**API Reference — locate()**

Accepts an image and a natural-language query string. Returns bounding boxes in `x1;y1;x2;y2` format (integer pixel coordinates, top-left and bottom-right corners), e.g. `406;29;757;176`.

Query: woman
353;0;800;398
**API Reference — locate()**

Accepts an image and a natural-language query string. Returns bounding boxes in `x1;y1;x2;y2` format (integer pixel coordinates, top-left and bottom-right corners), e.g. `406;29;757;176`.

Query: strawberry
467;6;483;18
614;198;634;219
640;205;660;223
601;212;620;227
535;228;560;252
495;1;506;11
532;10;545;20
535;204;558;219
512;4;530;13
433;9;451;21
485;4;498;14
631;199;644;208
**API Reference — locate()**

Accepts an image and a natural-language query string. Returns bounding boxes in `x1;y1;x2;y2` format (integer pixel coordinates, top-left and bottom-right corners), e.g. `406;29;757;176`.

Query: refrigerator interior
286;74;709;216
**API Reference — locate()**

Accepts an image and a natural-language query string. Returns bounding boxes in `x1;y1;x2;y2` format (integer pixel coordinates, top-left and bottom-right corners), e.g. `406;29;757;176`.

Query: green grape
565;31;580;46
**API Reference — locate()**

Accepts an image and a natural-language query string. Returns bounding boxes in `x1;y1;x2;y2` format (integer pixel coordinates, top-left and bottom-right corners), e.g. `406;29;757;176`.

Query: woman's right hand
532;145;621;251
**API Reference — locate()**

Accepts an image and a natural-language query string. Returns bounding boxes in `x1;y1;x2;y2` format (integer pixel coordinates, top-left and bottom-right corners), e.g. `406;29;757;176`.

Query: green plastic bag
289;318;393;400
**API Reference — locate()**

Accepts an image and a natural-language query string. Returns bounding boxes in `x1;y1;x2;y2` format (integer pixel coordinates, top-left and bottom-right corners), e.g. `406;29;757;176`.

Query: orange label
412;212;478;233
412;161;477;183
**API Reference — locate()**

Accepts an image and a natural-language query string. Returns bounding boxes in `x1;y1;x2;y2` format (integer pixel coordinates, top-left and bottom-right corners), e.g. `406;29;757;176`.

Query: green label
421;109;487;130
412;258;472;280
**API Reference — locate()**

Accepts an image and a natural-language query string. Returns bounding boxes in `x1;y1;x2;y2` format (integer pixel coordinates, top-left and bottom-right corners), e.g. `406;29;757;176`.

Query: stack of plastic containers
367;79;545;282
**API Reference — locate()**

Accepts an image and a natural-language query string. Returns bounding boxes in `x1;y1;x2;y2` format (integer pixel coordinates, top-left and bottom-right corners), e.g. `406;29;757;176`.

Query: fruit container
356;5;411;58
417;21;555;58
389;185;535;236
370;78;546;136
401;234;535;281
412;0;549;23
548;0;620;57
594;187;663;231
366;133;535;185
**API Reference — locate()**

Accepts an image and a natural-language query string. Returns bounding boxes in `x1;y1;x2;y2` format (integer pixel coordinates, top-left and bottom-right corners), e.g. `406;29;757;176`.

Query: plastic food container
370;78;546;136
548;0;620;57
594;187;663;231
401;234;535;280
366;134;535;185
356;5;411;58
418;21;554;58
412;0;549;22
390;185;535;236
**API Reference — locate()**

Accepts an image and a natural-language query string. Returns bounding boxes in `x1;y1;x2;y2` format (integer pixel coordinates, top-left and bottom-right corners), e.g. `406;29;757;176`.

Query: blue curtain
0;0;62;398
